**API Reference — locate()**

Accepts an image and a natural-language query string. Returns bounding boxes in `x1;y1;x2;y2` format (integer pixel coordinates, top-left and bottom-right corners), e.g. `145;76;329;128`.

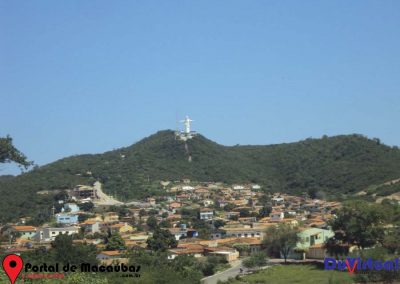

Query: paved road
201;260;244;284
93;181;124;206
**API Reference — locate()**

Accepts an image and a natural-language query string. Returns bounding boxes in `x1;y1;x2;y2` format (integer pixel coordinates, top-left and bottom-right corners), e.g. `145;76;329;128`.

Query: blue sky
1;1;399;174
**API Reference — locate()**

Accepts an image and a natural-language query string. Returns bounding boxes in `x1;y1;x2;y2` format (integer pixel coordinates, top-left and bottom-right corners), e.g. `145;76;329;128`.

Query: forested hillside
1;130;400;223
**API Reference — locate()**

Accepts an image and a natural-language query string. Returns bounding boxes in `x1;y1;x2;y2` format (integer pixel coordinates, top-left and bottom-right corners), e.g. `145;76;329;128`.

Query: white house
199;209;214;220
272;196;284;205
270;212;285;222
35;227;80;242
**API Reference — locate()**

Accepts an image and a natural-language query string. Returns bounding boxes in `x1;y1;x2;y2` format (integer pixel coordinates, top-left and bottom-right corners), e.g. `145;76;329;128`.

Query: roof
228;238;263;245
99;250;123;256
12;226;36;231
200;208;213;212
169;248;204;255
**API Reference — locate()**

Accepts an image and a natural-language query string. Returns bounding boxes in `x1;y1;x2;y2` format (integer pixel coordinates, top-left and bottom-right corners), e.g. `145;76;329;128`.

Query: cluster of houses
0;181;342;264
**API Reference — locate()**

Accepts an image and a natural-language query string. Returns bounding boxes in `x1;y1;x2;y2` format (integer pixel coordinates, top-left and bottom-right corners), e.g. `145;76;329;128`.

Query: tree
78;213;90;223
146;215;159;230
79;202;94;212
105;233;126;250
223;203;236;212
192;219;211;239
242;251;268;268
329;200;390;249
51;233;98;266
146;228;177;251
52;234;75;264
239;208;250;217
263;223;301;263
232;243;250;256
324;237;349;259
159;219;171;228
258;194;271;206
0;135;32;168
213;219;225;229
139;209;146;219
258;205;272;218
148;209;159;215
382;227;400;254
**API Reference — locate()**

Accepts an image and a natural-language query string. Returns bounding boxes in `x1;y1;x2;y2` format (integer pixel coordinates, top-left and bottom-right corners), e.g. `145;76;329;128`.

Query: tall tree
329;200;390;249
263;223;301;263
146;228;177;252
105;233;126;250
0;135;32;168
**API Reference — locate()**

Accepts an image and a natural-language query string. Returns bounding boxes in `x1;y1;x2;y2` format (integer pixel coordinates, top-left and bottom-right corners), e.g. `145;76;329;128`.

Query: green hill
1;130;400;223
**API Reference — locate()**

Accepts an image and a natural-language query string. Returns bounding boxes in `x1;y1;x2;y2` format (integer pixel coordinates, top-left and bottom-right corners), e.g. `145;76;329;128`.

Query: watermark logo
2;254;141;282
2;254;24;284
325;257;400;275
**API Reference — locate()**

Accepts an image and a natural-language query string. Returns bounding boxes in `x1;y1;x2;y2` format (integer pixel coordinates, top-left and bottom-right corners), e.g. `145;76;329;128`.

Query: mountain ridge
1;130;400;223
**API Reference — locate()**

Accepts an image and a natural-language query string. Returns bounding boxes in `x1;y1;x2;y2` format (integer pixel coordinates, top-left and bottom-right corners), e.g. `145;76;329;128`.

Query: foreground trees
0;135;32;168
243;252;268;269
263;223;301;263
146;228;177;252
329;200;392;250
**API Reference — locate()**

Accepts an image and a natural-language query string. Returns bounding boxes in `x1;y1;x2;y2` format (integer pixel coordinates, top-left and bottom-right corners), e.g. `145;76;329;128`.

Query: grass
227;264;354;284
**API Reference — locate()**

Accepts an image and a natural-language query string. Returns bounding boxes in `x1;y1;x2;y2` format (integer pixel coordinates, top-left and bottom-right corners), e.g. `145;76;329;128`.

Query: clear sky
1;1;399;175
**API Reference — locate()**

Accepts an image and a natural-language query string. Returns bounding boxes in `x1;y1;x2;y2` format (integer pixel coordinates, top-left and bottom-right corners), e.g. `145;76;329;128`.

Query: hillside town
0;180;343;266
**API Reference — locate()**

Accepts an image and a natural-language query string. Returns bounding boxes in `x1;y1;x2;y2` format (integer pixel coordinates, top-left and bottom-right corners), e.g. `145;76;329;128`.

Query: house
288;228;335;260
270;212;284;222
35;227;80;242
96;251;128;265
220;226;265;239
194;188;210;198
302;203;321;213
218;200;228;208
81;220;100;234
225;212;240;219
203;199;214;207
298;228;334;248
168;227;188;241
199;208;214;220
147;198;156;205
96;250;123;261
227;238;263;255
169;202;182;211
56;213;79;225
272;196;284;205
110;223;135;234
7;226;37;239
168;244;204;259
103;212;119;223
205;246;240;262
232;185;245;191
181;185;195;191
73;185;97;199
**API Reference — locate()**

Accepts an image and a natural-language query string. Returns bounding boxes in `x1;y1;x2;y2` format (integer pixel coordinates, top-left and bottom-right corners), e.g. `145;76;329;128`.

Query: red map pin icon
2;254;23;284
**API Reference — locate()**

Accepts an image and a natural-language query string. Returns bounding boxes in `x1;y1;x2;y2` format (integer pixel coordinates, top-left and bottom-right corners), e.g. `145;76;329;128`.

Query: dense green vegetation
1;130;400;222
365;181;400;197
